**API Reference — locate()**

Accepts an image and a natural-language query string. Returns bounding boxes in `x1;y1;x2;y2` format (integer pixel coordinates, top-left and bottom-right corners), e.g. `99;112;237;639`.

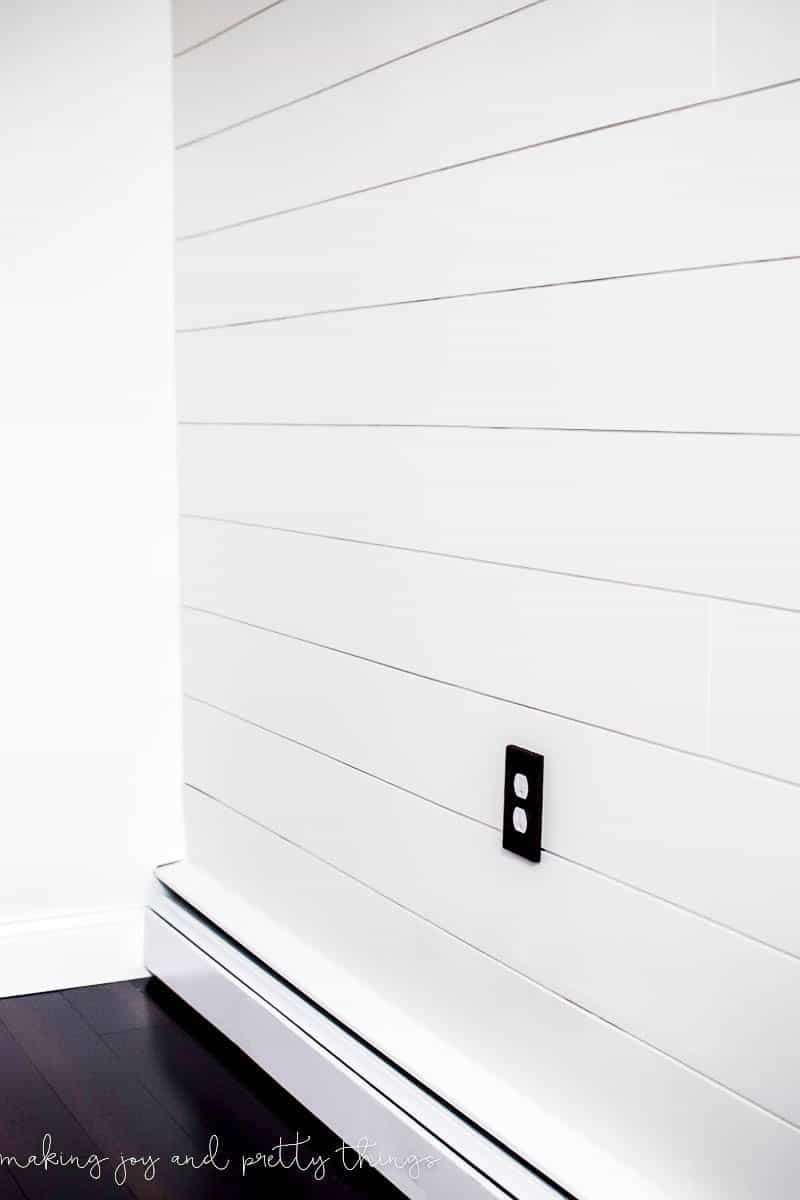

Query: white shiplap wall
170;4;800;1197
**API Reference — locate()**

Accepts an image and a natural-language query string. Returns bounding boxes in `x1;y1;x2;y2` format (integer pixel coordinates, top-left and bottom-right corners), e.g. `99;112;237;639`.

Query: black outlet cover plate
502;745;544;863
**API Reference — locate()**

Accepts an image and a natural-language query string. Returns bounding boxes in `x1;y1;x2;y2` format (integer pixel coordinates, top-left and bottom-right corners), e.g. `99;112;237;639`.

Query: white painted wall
0;0;182;994
171;3;800;1196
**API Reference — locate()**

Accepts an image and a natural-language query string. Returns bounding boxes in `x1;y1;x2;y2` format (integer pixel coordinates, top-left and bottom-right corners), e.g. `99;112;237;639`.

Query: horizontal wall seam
183;692;800;964
184;780;800;1135
182;603;800;792
179;423;800;438
174;1;288;59
175;0;551;148
185;692;493;829
179;514;800;616
174;253;800;333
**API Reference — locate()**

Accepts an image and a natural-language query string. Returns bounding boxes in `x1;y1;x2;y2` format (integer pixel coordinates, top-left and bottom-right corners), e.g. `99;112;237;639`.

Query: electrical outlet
502;745;543;862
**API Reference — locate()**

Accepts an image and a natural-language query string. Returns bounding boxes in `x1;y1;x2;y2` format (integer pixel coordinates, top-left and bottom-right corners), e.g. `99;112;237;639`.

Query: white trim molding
0;907;145;998
145;880;564;1200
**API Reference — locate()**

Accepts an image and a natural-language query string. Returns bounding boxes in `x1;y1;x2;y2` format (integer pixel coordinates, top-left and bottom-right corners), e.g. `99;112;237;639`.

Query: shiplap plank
178;777;800;1152
182;607;800;955
175;0;711;235
176;259;800;434
172;798;800;1200
173;0;526;145
180;518;708;750
714;0;800;93
709;603;800;783
175;84;800;328
179;425;800;609
172;1;273;54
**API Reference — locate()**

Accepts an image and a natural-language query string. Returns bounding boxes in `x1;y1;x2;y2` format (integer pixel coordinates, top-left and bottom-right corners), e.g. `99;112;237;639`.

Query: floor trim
145;879;566;1200
0;906;145;998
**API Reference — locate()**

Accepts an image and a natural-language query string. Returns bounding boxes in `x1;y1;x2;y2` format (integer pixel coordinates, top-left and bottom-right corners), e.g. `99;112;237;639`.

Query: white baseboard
145;880;564;1200
0;906;145;998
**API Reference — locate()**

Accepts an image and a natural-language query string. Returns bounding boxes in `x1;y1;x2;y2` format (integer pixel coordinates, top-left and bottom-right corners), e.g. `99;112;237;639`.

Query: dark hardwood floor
0;978;401;1199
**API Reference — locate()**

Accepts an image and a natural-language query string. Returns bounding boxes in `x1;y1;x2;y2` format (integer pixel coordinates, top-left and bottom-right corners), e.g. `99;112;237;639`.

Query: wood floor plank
0;1168;25;1200
0;1026;130;1200
1;984;400;1199
0;993;206;1200
63;978;171;1036
102;981;400;1199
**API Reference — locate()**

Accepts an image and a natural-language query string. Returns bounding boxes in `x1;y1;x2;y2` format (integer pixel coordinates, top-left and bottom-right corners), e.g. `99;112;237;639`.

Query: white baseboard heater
145;877;565;1200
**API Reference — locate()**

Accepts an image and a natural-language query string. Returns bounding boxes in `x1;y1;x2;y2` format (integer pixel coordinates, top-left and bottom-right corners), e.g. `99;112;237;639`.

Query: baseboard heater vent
145;879;565;1200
